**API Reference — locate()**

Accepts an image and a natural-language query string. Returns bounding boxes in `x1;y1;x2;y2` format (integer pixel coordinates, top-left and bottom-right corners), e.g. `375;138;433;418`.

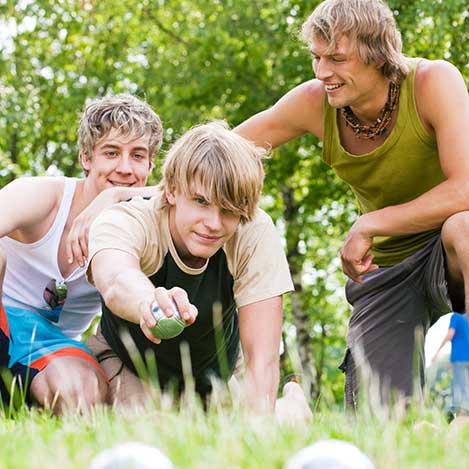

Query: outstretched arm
235;80;324;148
238;296;283;413
90;249;197;344
341;60;469;282
66;185;160;267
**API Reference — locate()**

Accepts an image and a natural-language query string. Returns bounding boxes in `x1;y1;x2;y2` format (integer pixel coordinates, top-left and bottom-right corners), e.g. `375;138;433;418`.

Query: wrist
352;213;378;239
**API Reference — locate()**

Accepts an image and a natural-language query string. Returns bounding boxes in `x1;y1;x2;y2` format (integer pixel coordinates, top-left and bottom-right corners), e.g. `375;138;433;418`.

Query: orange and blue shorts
0;304;105;402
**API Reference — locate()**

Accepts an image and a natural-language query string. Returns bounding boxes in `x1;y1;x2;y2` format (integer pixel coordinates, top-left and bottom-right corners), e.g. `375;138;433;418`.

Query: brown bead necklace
341;81;400;140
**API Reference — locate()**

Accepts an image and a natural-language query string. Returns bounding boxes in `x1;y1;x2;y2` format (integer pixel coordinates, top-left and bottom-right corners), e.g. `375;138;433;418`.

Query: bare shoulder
275;79;324;133
415;59;468;126
0;176;65;235
416;59;463;87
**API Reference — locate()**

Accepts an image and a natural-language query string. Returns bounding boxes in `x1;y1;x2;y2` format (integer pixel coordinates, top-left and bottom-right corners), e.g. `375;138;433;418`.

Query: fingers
65;223;89;268
139;287;198;344
154;287;178;318
340;251;379;283
169;287;198;323
139;311;161;345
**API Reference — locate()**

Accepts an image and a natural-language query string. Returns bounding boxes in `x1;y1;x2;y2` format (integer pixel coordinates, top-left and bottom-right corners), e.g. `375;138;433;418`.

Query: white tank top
1;177;101;338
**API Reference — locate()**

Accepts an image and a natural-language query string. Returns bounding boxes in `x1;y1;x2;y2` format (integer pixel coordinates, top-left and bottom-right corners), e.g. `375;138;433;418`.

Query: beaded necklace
341;81;400;140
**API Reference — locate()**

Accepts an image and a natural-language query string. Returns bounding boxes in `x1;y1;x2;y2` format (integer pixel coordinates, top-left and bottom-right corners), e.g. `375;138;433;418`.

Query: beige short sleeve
228;209;294;307
87;197;164;284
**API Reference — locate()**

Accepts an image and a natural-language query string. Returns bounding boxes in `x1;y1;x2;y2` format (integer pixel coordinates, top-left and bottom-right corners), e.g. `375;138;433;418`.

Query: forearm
110;185;159;203
96;266;155;324
244;357;280;413
356;178;469;238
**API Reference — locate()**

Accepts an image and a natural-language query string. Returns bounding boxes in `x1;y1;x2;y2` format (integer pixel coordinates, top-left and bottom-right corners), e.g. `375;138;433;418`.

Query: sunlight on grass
1;392;468;468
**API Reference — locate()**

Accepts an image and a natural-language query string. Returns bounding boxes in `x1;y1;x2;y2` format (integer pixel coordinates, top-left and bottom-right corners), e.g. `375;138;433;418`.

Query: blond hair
301;0;409;83
78;94;163;174
159;121;267;223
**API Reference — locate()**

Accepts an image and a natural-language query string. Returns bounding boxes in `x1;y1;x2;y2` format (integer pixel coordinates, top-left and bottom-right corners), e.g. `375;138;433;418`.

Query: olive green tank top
322;58;444;266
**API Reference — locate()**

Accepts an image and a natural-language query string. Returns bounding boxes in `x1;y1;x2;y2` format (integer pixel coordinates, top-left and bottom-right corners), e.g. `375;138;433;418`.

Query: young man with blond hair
236;0;469;408
0;94;163;413
87;122;294;412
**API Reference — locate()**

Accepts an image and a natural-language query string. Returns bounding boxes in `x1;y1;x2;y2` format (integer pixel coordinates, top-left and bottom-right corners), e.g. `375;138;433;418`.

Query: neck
80;177;102;208
349;78;391;124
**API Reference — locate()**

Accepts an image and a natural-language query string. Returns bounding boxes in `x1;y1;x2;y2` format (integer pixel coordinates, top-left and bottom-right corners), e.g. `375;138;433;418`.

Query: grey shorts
340;235;453;409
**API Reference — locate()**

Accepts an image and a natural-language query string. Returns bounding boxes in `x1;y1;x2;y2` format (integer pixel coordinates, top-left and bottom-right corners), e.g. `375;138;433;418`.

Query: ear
165;187;176;205
80;150;91;171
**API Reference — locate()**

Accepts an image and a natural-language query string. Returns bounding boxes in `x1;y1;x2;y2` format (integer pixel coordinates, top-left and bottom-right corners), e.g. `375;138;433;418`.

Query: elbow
100;280;122;314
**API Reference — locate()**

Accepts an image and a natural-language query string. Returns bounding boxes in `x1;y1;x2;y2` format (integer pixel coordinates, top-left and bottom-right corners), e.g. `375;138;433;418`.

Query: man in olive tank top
236;0;469;409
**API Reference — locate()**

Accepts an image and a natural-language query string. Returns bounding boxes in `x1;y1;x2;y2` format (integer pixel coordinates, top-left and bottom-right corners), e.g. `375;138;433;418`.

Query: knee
31;361;108;414
442;212;469;249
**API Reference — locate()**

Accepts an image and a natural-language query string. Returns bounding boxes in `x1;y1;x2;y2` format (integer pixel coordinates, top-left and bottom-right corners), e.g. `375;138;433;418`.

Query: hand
65;188;120;268
275;382;313;426
139;286;198;344
340;221;379;283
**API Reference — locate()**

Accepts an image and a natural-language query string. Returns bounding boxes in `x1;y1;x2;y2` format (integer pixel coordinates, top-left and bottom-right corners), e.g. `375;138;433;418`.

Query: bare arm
66;185;160;267
90;249;197;344
238;296;283;413
234;80;324;148
0;177;61;299
433;328;455;362
0;177;61;239
341;60;469;281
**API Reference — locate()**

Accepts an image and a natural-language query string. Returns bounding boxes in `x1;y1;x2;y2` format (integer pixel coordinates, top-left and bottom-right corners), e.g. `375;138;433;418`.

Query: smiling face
81;127;152;193
166;182;241;268
310;34;386;112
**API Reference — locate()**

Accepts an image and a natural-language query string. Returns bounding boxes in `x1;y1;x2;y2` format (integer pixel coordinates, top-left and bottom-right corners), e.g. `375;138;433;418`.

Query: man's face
82;127;152;192
166;182;241;268
310;34;383;110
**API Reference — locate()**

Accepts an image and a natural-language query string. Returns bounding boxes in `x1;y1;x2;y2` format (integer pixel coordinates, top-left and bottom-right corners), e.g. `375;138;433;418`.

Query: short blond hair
78;94;163;175
159;121;267;224
301;0;409;83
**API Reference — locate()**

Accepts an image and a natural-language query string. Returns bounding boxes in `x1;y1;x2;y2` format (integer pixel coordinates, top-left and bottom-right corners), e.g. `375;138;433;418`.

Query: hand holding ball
149;301;186;340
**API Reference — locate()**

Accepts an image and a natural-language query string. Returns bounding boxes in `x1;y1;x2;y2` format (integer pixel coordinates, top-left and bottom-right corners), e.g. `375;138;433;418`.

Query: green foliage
0;0;468;403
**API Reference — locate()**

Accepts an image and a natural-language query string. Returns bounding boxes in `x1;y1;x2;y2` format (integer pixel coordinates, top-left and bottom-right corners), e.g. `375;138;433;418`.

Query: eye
195;197;209;206
133;153;146;160
105;151;118;158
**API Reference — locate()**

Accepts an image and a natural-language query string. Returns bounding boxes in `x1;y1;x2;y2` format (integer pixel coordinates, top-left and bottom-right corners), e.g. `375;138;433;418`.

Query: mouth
108;180;135;187
194;232;223;244
324;83;344;92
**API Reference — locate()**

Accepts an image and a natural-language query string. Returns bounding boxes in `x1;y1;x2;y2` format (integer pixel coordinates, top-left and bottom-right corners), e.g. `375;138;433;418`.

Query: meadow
0;395;467;469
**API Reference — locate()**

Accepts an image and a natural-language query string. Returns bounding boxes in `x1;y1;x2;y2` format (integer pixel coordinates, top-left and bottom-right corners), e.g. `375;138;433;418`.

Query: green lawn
0;397;467;469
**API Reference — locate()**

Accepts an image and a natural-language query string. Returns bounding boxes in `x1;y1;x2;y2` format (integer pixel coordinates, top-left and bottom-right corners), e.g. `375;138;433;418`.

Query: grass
0;394;467;469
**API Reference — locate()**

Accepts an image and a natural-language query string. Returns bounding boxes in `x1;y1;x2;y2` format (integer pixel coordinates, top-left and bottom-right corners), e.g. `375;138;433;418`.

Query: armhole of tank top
45;177;77;242
321;93;334;166
406;59;436;147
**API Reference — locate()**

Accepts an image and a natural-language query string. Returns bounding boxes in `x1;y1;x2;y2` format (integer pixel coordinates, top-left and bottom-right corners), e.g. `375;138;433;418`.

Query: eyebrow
99;143;149;152
310;49;346;59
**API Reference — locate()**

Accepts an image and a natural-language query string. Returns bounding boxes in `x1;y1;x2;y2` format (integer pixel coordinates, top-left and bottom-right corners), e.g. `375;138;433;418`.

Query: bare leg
441;212;469;314
30;356;108;415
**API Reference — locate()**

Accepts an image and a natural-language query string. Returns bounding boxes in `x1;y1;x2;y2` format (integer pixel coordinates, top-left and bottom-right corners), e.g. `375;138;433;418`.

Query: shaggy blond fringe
301;0;409;83
158;121;267;224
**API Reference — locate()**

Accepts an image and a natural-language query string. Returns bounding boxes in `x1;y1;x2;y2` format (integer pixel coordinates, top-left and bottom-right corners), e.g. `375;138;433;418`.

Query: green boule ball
150;304;186;339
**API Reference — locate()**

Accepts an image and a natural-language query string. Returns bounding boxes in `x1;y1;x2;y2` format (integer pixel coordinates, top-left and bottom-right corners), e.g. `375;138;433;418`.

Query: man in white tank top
0;94;163;414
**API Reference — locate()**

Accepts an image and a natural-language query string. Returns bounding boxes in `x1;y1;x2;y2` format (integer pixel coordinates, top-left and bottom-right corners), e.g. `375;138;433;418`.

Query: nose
204;207;223;232
115;155;132;174
313;57;332;81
